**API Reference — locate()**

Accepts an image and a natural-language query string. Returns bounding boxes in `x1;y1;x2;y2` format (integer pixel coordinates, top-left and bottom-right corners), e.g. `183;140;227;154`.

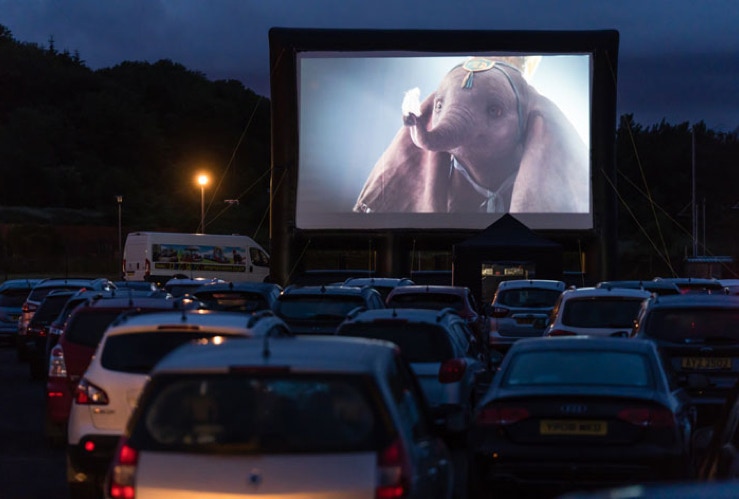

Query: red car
44;296;200;446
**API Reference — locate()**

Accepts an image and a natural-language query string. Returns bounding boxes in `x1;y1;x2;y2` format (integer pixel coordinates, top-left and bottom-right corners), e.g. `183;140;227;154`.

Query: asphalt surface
0;341;69;499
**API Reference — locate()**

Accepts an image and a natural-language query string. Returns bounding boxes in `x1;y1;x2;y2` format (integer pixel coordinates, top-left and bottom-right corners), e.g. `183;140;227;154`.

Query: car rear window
644;308;739;342
497;288;562;308
562;298;644;328
101;332;236;373
194;291;269;312
0;289;31;307
387;293;463;311
275;295;365;319
63;311;125;347
130;373;393;454
503;350;653;388
30;294;77;324
338;323;454;362
28;285;86;302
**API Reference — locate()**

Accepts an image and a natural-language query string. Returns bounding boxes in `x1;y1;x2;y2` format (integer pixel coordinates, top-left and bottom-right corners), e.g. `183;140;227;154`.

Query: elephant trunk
408;117;463;152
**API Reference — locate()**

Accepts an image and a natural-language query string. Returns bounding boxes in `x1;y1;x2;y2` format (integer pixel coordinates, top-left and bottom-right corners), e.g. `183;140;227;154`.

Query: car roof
165;277;225;286
496;279;566;291
343;277;415;286
596;280;681;292
193;281;283;293
151;335;396;375
560;286;652;299
281;284;376;296
75;296;181;311
0;278;42;291
509;336;657;354
643;293;739;309
387;284;470;296
33;277;109;288
105;309;282;334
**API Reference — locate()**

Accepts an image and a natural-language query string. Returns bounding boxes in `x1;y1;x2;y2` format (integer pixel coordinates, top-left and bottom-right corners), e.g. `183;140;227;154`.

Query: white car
104;335;454;499
543;286;652;338
488;279;566;353
66;309;291;497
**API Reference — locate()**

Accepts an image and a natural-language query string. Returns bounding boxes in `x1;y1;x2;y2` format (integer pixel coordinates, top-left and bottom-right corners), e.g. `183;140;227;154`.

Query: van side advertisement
152;244;247;273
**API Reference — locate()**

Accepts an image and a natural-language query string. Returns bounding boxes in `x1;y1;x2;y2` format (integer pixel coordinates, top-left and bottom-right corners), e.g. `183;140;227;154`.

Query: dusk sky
1;0;737;132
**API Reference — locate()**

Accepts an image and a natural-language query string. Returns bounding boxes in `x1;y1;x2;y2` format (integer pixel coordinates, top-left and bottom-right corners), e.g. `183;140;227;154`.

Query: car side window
387;356;430;440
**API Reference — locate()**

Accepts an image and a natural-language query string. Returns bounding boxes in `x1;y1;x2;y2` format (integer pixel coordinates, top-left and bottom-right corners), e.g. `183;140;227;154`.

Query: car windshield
132;373;392;454
101;332;240;373
275;296;365;319
497;288;562;308
562;298;644;328
387;293;463;311
503;350;653;388
645;308;739;342
338;323;454;363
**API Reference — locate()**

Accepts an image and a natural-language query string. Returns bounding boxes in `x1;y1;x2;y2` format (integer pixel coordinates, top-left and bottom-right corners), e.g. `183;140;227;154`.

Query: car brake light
108;436;138;499
48;345;67;378
74;378;109;405
617;407;675;428
376;437;409;499
491;306;509;318
546;329;576;337
476;405;530;426
438;358;467;383
22;302;36;313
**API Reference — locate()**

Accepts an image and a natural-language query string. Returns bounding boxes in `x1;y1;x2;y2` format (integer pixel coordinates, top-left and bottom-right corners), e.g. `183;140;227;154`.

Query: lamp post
197;174;209;234
116;195;123;278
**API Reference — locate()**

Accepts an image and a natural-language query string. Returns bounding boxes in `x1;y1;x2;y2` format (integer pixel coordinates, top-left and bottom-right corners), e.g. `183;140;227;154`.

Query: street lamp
116;195;123;278
196;174;209;234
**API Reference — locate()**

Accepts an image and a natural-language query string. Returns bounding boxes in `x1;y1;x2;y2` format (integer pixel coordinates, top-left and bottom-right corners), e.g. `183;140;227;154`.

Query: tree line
1;24;738;279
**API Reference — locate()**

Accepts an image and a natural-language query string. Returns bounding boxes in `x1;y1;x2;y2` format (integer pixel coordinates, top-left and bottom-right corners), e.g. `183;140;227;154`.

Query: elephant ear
354;94;451;213
509;92;590;213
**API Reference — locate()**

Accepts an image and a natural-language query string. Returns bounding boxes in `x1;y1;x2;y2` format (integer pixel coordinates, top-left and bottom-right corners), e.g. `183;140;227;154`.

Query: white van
123;232;270;285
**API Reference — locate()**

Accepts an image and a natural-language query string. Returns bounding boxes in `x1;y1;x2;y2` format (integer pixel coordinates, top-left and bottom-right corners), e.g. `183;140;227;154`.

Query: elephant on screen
353;56;589;214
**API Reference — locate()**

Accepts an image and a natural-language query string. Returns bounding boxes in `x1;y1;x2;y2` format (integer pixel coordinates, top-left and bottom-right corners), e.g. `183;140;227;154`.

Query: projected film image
296;52;592;230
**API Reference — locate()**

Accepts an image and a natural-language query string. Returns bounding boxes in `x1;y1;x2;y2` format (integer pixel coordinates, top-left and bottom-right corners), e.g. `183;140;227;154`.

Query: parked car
0;278;40;345
192;281;283;312
342;276;416;301
596;279;682;296
386;284;491;351
336;307;490;433
163;277;226;298
632;293;739;426
16;277;116;360
45;296;202;447
104;335;454;499
25;289;80;380
68;309;292;497
488;279;566;354
468;336;695;498
273;284;385;334
543;286;652;338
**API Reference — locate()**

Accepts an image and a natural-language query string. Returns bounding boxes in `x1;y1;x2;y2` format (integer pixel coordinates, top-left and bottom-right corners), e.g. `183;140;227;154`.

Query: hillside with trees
0;24;737;279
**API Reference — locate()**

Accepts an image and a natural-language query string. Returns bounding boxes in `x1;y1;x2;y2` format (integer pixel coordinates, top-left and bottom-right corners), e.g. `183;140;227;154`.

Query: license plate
540;420;607;436
681;357;732;370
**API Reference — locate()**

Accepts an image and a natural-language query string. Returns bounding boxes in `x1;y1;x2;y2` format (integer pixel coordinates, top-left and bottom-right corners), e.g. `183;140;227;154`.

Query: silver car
105;335;454;499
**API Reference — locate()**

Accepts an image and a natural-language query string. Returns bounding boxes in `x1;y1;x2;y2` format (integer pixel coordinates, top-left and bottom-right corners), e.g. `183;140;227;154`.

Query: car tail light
22;302;36;313
376;437;410;499
476;405;530;426
48;345;67;378
617;407;675;428
438;358;467;383
108;436;138;499
546;329;576;337
491;306;509;318
74;378;109;405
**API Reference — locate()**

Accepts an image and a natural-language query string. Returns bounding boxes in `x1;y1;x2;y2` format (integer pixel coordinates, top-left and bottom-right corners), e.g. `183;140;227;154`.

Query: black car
192;281;283;313
25;290;79;380
273;284;385;335
468;336;694;498
632;294;739;426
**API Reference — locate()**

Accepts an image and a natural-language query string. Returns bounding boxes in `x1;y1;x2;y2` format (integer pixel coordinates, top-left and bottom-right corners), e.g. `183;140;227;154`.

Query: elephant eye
434;100;443;113
488;105;503;118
